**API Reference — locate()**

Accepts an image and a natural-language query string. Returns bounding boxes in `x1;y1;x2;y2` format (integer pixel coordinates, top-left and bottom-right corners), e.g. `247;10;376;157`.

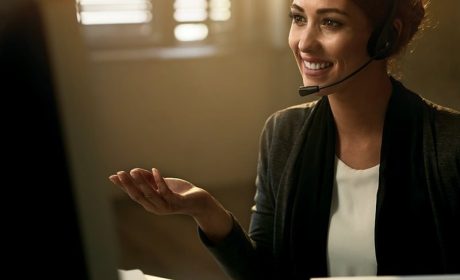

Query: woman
109;0;460;279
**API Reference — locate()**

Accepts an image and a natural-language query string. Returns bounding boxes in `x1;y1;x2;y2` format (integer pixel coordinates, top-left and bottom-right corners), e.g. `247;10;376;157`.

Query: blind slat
77;0;152;25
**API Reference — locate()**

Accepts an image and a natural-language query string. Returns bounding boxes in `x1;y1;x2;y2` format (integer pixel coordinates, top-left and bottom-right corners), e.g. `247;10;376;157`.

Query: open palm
109;168;211;216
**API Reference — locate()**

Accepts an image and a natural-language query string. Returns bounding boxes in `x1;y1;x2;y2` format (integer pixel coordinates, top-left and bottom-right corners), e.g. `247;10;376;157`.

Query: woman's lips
301;59;333;77
304;61;333;70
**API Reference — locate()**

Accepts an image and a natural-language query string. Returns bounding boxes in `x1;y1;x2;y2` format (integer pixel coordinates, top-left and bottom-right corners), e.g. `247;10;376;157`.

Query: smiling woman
108;0;460;279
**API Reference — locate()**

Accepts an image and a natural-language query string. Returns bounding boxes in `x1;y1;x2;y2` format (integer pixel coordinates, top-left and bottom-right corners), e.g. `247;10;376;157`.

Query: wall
88;0;459;195
400;1;460;109
90;50;282;189
86;0;304;194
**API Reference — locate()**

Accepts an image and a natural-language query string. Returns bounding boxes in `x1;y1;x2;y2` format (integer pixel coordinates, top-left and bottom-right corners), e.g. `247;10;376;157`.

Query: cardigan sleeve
198;113;274;279
198;114;279;280
425;104;460;272
198;214;262;280
198;104;314;279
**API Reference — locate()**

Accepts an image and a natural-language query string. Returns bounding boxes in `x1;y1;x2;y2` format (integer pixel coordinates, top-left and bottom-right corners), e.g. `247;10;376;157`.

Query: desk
118;269;172;280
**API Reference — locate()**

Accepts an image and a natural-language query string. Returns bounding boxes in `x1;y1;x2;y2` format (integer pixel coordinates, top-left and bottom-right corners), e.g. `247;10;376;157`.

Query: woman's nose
298;25;320;53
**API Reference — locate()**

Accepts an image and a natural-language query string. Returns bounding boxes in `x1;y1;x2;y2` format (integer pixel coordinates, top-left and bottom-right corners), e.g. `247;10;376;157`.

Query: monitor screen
1;1;120;279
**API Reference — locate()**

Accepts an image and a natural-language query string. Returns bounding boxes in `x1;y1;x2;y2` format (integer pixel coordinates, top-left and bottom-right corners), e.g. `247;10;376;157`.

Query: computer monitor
1;1;119;279
313;275;460;280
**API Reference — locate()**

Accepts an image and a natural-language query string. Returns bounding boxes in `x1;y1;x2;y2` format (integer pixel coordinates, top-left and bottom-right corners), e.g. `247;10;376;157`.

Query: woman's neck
327;63;392;169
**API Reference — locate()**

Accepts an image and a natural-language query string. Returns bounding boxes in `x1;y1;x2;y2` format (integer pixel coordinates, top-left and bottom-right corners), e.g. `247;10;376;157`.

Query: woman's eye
322;18;342;28
289;12;306;25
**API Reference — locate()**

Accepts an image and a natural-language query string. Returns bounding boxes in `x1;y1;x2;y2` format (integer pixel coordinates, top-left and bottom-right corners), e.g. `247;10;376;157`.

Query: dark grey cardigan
200;82;460;279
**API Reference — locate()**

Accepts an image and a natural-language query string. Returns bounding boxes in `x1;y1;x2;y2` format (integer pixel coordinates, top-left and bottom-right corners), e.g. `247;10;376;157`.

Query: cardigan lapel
273;100;320;263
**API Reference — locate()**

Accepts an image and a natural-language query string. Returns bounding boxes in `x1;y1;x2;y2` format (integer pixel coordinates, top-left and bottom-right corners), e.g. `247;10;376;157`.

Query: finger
117;171;159;212
152;168;172;196
133;168;158;191
109;174;121;185
109;174;127;193
130;168;164;206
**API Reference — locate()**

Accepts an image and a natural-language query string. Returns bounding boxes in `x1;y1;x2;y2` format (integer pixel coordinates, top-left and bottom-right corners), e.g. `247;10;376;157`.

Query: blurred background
2;0;458;279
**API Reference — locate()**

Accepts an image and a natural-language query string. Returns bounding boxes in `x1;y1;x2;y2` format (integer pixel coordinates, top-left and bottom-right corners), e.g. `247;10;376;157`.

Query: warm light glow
210;10;231;21
77;0;152;25
174;0;207;10
80;11;152;25
173;0;207;22
174;9;207;22
173;0;231;23
174;24;209;41
209;0;231;21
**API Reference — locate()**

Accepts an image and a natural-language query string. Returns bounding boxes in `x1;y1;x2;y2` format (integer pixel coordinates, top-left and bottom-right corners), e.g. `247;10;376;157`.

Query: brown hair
351;0;429;57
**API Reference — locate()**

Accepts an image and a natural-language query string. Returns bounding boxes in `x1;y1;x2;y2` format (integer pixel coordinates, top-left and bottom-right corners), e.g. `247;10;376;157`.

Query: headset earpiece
367;1;398;60
367;25;398;59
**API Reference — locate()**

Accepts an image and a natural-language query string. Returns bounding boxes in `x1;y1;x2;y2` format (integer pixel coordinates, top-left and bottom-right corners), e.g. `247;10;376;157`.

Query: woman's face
288;0;373;92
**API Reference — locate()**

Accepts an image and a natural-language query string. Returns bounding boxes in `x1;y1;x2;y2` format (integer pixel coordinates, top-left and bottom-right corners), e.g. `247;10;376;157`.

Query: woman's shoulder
258;100;319;152
422;99;460;136
396;80;460;141
421;99;460;156
263;101;319;133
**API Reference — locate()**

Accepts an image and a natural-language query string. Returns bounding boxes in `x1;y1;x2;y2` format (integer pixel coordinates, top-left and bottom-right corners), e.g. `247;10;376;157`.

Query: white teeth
304;61;332;70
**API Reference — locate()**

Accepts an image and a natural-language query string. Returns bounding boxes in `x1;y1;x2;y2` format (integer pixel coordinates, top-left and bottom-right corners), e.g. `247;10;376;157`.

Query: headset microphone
298;57;375;96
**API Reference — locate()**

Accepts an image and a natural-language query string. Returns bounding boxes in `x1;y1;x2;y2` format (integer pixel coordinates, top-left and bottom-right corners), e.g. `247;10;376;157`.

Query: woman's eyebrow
317;8;349;16
290;4;349;17
291;4;304;12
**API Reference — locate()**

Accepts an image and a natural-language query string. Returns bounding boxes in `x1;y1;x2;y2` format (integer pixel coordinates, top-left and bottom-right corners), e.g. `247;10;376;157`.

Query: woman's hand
109;168;208;217
109;168;233;243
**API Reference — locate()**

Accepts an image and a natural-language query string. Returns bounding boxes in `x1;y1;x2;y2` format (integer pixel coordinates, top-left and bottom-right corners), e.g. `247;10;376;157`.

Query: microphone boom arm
298;58;374;96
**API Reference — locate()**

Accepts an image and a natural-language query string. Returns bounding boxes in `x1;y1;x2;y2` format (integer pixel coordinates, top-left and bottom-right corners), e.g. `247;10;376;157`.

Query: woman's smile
301;57;334;77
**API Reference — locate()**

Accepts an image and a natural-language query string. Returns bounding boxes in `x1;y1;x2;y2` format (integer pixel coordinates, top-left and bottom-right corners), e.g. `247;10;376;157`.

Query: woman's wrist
192;195;233;244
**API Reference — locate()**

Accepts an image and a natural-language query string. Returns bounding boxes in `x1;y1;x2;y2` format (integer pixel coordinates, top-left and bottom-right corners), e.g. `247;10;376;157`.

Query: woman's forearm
192;195;233;244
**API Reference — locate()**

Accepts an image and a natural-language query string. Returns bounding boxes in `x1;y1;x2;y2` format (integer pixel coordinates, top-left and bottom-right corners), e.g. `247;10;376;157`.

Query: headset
299;0;399;96
367;0;399;60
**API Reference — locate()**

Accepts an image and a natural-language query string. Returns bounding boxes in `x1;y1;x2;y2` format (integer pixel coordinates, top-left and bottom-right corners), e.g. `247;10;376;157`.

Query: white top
327;157;379;277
